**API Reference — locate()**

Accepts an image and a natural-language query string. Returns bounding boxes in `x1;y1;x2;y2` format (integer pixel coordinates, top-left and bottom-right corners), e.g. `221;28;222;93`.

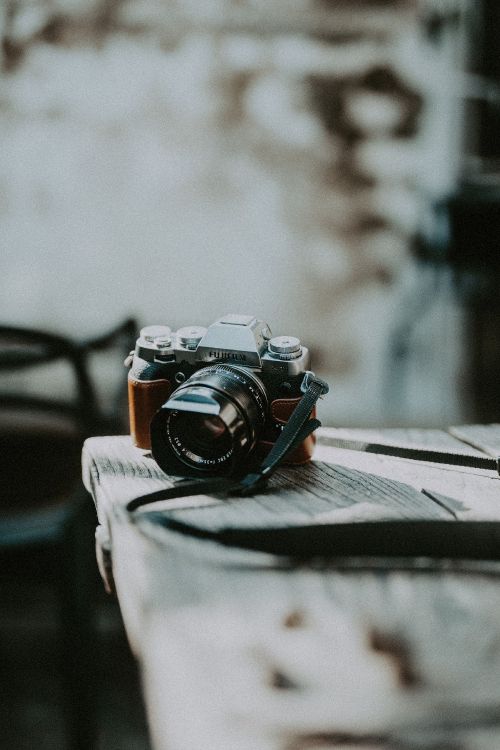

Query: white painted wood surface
82;427;500;750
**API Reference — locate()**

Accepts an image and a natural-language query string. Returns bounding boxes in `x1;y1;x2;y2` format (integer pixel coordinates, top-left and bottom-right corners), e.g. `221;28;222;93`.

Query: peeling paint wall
0;1;469;425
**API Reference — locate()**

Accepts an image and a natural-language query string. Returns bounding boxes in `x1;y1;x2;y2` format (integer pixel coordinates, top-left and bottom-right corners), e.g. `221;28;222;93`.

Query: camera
126;314;318;477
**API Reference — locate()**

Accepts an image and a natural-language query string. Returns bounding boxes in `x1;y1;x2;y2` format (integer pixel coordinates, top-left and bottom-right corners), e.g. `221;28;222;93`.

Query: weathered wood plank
83;434;462;537
82;436;220;529
317;427;495;470
83;433;500;532
156;462;453;537
313;443;500;521
319;427;489;457
450;424;500;458
114;523;500;750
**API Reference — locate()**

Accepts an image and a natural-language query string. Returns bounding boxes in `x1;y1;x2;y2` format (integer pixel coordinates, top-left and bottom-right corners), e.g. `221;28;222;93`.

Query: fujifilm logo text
209;351;247;361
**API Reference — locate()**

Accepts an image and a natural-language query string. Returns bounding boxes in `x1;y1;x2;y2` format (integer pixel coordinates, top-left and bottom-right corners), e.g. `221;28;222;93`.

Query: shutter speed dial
268;336;302;360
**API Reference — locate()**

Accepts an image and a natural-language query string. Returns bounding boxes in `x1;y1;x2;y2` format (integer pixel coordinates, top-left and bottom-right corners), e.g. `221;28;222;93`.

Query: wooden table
82;425;500;750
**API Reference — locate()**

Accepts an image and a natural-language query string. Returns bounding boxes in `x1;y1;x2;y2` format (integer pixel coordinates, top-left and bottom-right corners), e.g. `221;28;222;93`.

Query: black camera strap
141;515;500;562
126;374;329;512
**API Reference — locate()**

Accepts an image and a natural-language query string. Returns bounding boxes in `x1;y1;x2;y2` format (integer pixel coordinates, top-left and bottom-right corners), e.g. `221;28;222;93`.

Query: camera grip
128;378;172;450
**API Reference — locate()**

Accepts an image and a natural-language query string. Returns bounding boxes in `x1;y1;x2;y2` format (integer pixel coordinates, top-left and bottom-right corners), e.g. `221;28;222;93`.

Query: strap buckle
300;371;329;396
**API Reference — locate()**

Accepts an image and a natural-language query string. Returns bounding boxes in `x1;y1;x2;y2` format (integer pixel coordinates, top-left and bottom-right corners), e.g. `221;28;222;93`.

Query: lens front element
166;412;234;468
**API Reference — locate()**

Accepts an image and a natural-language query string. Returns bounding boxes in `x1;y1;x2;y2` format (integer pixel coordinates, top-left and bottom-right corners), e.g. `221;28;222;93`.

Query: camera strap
126;373;329;512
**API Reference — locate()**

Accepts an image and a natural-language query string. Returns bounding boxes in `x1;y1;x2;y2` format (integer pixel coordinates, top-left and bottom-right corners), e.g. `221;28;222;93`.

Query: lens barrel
150;365;268;477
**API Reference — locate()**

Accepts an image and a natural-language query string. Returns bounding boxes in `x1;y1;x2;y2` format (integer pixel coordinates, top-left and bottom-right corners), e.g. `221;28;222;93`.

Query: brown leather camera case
128;378;172;450
129;382;315;463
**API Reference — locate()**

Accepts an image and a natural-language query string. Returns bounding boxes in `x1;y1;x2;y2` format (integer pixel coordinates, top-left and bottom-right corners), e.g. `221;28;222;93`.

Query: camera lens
167;413;233;465
150;365;268;477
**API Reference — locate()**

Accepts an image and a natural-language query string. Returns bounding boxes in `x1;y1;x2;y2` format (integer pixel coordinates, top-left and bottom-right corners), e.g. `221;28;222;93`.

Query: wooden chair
0;319;136;750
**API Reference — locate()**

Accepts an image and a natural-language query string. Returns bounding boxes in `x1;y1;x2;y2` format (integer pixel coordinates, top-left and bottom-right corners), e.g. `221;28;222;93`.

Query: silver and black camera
127;314;319;477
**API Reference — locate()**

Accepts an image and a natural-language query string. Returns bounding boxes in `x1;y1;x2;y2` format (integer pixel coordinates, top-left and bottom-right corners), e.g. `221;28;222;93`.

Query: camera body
127;314;316;477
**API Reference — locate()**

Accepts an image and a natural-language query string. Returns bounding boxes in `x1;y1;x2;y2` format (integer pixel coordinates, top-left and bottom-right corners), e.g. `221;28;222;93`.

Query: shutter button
177;326;207;350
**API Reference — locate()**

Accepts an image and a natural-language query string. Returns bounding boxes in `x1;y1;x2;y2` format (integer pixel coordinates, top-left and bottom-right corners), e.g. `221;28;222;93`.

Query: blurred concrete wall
0;0;469;426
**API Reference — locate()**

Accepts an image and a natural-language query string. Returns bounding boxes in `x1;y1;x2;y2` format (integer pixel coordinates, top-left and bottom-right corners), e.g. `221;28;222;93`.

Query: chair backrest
0;319;137;513
0;319;137;437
